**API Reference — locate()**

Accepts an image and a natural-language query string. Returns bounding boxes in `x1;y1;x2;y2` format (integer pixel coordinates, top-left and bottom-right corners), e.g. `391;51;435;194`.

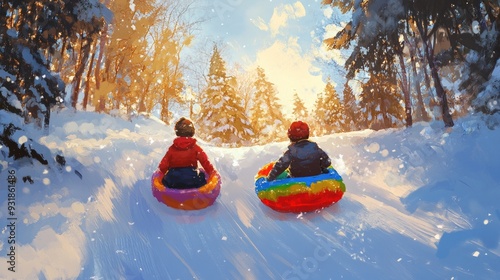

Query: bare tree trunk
398;51;412;127
161;93;170;124
71;37;92;109
56;39;67;73
189;99;194;120
93;0;111;113
95;23;108;112
422;57;432;91
410;50;430;122
416;22;454;127
405;34;430;122
426;52;454;127
43;94;50;134
138;82;151;113
83;40;97;110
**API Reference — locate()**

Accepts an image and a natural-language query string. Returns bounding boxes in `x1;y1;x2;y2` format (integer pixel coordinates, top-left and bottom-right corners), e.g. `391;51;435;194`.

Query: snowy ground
1;109;500;280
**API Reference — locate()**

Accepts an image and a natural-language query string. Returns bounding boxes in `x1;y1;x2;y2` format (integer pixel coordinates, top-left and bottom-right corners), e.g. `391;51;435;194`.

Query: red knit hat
287;121;309;142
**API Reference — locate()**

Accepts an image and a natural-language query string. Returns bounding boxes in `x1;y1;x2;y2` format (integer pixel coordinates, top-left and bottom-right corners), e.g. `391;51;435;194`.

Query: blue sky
193;0;349;116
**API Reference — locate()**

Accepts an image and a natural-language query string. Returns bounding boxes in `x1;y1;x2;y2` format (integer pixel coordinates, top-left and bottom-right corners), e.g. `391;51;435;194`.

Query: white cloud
292;1;306;17
251;17;268;31
249;37;326;118
269;1;306;37
269;10;289;36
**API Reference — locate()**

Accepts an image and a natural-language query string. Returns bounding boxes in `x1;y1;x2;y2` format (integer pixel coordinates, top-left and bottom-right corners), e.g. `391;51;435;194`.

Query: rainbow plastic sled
254;162;345;213
151;169;221;210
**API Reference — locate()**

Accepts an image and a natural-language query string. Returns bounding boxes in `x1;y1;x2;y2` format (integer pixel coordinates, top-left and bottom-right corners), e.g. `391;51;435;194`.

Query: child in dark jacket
158;117;215;189
267;121;331;181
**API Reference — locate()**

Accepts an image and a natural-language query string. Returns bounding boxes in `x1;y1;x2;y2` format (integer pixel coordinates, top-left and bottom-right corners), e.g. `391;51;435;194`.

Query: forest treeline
1;0;499;165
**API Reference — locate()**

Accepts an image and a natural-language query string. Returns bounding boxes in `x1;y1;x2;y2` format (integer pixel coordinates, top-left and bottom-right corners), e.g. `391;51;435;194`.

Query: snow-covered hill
1;109;499;279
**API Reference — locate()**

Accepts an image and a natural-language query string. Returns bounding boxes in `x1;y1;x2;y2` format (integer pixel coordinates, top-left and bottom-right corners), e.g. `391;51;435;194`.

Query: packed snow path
1;111;499;279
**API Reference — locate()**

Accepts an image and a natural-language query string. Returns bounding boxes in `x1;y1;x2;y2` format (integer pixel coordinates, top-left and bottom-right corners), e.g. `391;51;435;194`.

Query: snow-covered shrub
472;59;500;114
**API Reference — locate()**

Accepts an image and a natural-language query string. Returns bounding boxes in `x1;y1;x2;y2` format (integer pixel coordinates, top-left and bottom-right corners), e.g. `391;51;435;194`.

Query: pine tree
342;82;359;132
250;67;288;144
292;91;308;121
359;73;404;130
313;92;326;136
197;46;253;146
322;80;345;133
0;0;108;164
249;76;268;143
322;0;500;127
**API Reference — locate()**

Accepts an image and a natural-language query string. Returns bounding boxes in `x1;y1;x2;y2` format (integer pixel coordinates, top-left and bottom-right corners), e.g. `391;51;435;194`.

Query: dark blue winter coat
267;139;332;181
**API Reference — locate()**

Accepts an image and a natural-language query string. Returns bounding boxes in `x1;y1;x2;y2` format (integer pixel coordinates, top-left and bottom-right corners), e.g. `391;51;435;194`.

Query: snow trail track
1;111;499;279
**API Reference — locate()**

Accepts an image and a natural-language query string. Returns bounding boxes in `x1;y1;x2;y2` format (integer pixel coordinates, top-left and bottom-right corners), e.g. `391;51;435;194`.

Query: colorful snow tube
151;169;221;210
255;162;346;213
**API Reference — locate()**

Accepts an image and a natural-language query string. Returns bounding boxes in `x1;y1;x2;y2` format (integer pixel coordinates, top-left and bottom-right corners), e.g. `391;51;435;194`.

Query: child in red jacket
158;117;215;189
267;121;331;181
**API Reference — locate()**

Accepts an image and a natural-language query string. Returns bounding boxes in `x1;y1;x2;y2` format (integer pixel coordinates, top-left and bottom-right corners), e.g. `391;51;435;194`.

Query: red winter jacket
158;137;215;176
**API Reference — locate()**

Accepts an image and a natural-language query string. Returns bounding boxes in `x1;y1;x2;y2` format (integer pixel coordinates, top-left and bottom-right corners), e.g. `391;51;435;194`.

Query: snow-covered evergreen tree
342;82;359;132
292;91;309;121
462;28;500;114
250;67;288;144
0;0;108;165
323;0;500;128
359;73;404;130
197;46;253;146
313;92;326;136
322;79;345;133
472;59;500;115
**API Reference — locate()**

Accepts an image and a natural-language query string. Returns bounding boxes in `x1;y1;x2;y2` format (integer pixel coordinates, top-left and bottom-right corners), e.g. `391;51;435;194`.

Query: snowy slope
1;109;500;280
